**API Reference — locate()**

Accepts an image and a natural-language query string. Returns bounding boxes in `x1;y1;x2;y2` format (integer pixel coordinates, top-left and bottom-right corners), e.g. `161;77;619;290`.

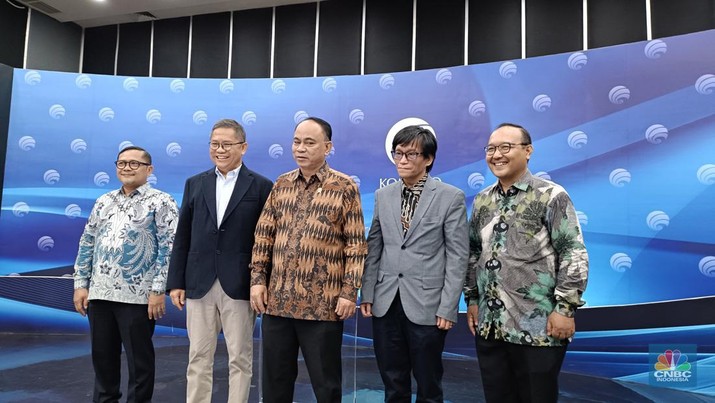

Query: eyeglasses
484;142;530;155
209;141;245;150
391;151;423;161
115;160;150;170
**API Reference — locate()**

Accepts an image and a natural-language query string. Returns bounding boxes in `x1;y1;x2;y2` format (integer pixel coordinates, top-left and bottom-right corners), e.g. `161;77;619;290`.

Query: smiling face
210;126;247;175
116;149;152;194
486;125;532;190
292;119;331;177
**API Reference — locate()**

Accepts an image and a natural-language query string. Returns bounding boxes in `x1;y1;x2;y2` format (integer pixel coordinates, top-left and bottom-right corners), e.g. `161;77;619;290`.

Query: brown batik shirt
250;163;367;321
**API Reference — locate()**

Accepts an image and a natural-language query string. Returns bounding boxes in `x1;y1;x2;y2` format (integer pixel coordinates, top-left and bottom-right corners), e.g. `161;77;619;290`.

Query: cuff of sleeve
250;272;267;287
339;287;358;303
464;291;479;306
74;279;89;289
151;281;166;294
555;300;575;317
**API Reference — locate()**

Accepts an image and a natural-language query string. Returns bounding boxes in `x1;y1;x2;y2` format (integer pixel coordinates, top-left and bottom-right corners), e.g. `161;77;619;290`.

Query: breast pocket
512;218;546;258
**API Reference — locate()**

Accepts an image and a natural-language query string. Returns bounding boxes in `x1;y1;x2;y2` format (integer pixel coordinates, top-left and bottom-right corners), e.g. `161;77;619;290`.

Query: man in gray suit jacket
361;125;469;403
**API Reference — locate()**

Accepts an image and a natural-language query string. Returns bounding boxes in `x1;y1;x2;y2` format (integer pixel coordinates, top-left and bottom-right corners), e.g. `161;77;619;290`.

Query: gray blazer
361;176;469;325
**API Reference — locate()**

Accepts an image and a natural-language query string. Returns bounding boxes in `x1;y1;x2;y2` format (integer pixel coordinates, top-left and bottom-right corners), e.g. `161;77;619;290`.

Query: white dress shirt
215;165;241;227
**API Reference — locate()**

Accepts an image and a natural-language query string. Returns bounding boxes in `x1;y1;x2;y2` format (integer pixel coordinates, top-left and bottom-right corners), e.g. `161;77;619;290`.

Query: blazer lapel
403;176;436;242
202;170;218;226
221;166;254;225
387;182;403;235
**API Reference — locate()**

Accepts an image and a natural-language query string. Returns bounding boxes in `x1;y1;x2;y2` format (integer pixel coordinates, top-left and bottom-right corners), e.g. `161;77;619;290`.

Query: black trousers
372;294;447;403
88;300;156;403
476;333;567;403
261;314;344;403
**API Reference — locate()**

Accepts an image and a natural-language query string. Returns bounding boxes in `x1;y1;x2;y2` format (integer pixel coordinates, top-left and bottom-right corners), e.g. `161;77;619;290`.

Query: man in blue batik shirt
73;146;178;403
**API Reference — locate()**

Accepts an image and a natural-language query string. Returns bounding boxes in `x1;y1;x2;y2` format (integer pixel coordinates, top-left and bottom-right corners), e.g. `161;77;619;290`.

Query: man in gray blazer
361;125;469;403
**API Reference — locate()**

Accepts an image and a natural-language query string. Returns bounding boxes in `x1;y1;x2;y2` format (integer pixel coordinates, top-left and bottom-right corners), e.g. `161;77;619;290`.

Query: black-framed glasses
484;142;530;155
115;160;150;170
209;141;245;150
391;151;423;161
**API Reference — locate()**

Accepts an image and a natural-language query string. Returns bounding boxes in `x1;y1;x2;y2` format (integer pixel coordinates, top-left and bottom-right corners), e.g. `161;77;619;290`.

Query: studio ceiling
15;0;314;27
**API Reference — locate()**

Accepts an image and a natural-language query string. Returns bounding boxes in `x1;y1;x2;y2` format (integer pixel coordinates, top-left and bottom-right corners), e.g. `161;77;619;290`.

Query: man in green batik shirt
464;123;588;402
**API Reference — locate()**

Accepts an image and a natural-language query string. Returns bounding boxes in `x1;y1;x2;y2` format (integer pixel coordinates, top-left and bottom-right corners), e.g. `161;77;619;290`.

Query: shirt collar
402;173;428;192
490;170;533;195
290;162;330;183
119;182;151;197
215;164;242;180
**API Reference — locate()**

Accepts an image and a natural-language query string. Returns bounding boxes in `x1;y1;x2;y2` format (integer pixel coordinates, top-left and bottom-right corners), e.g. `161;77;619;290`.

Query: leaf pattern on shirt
516;271;555;318
463;171;589;347
551;217;585;261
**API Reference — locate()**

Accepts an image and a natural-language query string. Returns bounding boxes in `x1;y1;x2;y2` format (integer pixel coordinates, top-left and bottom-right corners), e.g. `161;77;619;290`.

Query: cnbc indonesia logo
653;349;693;383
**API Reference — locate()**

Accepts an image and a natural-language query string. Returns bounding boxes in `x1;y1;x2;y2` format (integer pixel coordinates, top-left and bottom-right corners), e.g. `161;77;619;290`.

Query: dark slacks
88;299;156;403
261;314;344;403
476;333;567;403
372;293;447;403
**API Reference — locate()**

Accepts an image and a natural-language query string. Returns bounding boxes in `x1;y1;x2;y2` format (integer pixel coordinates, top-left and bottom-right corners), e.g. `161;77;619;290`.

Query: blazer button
398;273;403;278
400;245;406;250
213;230;218;234
216;250;221;255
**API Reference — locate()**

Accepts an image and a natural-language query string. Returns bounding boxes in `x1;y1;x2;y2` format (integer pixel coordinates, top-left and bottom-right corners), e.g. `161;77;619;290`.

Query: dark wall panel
0;1;26;68
317;0;362;76
26;10;82;72
83;25;117;75
526;0;582;57
232;8;272;78
416;0;464;70
651;0;715;38
190;12;230;78
117;22;151;76
588;0;646;49
468;0;521;64
152;17;190;78
365;0;413;74
0;64;12;204
274;3;317;78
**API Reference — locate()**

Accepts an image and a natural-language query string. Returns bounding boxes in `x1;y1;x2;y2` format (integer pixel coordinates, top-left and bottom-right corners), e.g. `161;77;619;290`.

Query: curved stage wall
1;30;714;395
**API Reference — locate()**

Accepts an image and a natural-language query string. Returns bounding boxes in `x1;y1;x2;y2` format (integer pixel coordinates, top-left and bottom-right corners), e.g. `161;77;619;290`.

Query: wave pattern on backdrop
1;29;714;395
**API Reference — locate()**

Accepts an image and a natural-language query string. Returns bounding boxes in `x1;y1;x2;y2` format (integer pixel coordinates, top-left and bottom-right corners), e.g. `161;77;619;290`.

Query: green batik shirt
463;170;588;347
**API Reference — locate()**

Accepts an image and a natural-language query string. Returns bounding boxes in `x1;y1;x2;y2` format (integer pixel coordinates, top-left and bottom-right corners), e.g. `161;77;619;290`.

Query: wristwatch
150;290;164;296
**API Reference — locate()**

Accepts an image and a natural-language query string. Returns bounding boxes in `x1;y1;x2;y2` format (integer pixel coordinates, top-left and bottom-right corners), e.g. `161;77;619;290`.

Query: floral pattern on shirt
74;183;178;304
464;171;588;346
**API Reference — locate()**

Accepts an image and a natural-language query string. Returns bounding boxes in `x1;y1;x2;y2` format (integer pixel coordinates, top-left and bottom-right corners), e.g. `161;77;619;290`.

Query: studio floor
0;333;713;403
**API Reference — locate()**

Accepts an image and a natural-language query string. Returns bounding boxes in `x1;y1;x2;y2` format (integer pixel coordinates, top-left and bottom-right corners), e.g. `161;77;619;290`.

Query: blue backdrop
1;29;714;395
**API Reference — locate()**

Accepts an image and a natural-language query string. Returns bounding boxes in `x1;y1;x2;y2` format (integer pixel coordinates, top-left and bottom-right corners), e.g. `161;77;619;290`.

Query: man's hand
169;289;185;310
250;285;268;314
335;297;356;320
360;302;373;318
436;316;454;331
148;293;166;320
466;305;479;336
73;288;89;316
546;311;575;340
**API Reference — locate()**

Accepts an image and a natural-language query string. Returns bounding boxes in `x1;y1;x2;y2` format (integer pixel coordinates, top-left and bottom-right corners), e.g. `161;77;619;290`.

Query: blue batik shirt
74;183;179;304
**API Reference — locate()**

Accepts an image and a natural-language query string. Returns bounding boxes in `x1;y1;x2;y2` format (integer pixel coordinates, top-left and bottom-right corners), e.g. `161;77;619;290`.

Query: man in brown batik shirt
250;116;367;403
